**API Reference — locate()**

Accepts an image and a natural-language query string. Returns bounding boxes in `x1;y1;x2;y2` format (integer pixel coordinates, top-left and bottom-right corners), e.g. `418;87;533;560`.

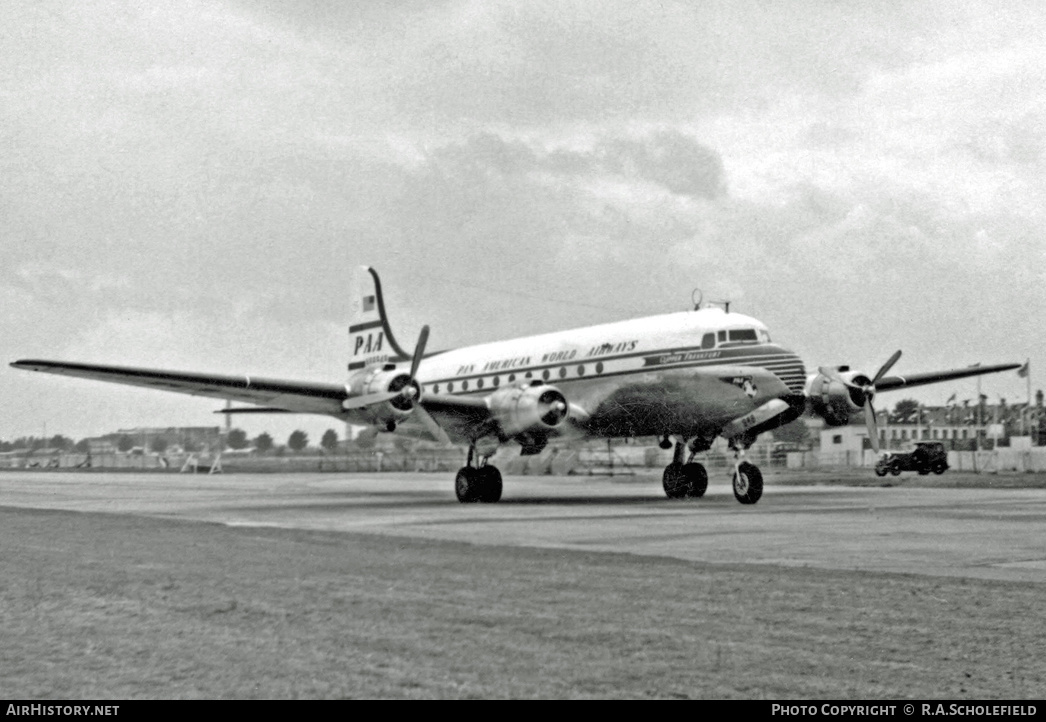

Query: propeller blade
409;325;430;380
871;350;902;386
864;399;880;455
413;403;452;445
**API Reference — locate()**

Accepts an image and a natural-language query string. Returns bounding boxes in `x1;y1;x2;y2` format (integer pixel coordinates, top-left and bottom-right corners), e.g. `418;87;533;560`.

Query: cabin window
595;362;604;374
492;376;500;387
433;384;440;394
701;333;715;349
462;380;469;391
542;369;550;380
577;365;585;376
508;374;516;383
559;367;567;379
448;382;454;392
477;378;484;389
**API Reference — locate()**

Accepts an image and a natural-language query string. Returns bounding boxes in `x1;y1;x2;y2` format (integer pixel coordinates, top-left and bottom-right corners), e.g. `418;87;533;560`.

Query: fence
787;448;1046;473
2;442;805;475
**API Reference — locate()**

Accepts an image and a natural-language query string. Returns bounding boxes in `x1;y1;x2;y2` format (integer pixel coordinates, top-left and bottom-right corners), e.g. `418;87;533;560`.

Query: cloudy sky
2;0;1043;443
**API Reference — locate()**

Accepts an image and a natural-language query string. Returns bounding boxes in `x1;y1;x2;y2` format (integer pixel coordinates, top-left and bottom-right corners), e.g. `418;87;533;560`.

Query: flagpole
970;370;979;449
1026;359;1032;440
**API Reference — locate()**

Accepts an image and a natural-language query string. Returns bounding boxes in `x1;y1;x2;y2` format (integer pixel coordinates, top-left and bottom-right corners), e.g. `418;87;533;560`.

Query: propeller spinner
818;350;901;455
397;325;451;444
341;324;450;444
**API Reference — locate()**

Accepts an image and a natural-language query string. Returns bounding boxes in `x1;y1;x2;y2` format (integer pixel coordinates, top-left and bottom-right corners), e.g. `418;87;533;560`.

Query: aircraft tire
682;462;708;498
662;462;689;499
477;466;503;503
733;462;763;505
455;467;481;503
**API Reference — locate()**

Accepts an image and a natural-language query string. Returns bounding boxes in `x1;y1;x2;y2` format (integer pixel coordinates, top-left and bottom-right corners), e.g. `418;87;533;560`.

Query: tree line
0;428;380;455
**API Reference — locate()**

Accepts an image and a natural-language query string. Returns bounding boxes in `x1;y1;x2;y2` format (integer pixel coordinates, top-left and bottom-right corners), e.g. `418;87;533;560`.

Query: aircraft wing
387;389;591;447
414;394;499;443
9;360;348;416
873;363;1021;392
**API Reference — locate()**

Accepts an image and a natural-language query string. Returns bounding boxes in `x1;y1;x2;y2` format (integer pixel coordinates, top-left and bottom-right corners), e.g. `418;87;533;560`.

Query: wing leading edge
10;360;349;416
10;358;506;444
874;362;1021;392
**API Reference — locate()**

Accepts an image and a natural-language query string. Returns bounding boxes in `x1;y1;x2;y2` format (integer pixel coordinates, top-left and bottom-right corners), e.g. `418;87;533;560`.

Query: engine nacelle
345;365;420;429
805;369;873;427
487;382;569;441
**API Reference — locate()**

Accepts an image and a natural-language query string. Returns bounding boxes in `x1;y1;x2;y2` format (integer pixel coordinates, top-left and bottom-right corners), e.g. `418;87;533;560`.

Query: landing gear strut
662;440;709;499
455;444;503;503
661;435;763;504
729;436;763;505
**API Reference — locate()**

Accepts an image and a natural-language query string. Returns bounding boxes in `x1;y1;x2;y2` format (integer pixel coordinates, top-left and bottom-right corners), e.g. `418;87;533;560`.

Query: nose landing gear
729;436;763;505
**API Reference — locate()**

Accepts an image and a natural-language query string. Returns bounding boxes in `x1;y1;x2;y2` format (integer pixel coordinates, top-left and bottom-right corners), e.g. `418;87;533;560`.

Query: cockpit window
701;333;715;349
727;329;758;343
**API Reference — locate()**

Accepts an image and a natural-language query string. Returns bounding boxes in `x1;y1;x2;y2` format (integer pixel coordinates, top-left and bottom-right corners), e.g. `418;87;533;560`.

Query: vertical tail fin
348;266;411;371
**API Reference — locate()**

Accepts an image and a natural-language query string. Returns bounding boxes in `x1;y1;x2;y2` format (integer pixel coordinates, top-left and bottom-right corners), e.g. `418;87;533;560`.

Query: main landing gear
455;444;503;503
661;436;763;504
662;440;709;499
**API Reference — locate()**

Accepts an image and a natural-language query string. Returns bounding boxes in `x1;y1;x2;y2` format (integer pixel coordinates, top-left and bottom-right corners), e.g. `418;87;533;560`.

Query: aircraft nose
755;369;791;400
779;350;808;395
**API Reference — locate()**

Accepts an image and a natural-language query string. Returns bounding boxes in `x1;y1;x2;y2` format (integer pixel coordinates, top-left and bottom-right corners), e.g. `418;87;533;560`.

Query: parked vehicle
875;441;949;476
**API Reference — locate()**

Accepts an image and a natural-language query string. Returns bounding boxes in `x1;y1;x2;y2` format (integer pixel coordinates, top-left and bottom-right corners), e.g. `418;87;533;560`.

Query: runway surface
2;470;1044;583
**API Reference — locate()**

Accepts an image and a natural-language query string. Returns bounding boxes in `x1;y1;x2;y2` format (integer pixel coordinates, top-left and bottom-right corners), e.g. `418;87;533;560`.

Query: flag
362;295;376;312
946;393;956;405
1018;360;1030;378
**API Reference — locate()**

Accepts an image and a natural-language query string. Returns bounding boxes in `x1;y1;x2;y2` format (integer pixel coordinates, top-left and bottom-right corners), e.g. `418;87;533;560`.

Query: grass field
2;505;1043;699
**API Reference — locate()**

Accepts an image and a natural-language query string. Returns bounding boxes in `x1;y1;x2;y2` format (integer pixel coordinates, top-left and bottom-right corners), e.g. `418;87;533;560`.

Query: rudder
348;266;411;371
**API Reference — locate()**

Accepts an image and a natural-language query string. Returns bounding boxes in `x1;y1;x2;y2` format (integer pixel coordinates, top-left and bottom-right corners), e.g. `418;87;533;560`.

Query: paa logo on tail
348;269;411;370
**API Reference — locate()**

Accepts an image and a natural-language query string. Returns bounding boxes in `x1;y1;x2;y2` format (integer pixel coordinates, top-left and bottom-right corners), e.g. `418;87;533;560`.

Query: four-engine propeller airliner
12;266;1020;504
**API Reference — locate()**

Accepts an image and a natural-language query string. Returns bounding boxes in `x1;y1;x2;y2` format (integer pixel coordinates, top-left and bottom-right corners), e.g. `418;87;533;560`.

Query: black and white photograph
2;0;1044;701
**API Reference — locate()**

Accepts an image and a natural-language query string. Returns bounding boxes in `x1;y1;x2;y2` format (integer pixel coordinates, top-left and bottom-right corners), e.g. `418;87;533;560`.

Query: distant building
83;426;223;454
823;398;1044;453
87;439;117;454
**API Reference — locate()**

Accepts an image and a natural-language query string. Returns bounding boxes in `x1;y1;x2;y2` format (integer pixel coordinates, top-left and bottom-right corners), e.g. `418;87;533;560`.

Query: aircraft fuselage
349;307;807;439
